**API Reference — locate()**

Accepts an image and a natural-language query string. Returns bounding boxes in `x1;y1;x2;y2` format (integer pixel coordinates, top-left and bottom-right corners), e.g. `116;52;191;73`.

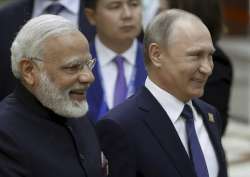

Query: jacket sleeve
0;129;29;177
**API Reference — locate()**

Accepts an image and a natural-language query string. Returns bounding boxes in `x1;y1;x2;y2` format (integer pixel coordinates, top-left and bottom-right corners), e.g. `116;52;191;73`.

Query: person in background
96;9;228;177
0;0;95;101
85;0;147;121
0;14;103;177
158;0;233;135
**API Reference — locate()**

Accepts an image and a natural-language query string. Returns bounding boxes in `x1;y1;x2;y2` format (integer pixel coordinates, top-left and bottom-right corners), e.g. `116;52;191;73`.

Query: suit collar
192;99;226;176
95;36;138;66
33;0;79;16
13;81;69;125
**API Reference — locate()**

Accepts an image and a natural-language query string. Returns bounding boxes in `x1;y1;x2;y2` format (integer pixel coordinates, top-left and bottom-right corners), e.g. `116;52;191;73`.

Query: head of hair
166;0;223;42
11;14;79;79
85;0;98;9
143;9;201;67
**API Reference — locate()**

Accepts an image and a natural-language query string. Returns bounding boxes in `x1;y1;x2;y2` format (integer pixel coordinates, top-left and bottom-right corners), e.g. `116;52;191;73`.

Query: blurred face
157;0;169;14
33;32;95;118
87;0;142;43
156;19;214;102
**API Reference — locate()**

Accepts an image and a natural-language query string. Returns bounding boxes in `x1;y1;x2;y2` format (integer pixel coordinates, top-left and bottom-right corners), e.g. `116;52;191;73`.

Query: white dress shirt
145;77;219;177
95;36;138;109
32;0;80;27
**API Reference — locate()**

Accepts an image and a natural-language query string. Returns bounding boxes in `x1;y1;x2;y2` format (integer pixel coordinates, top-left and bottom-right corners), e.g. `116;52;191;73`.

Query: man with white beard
0;14;103;177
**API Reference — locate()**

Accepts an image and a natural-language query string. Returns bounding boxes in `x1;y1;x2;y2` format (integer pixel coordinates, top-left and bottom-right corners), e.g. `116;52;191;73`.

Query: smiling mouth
120;25;135;31
69;89;86;102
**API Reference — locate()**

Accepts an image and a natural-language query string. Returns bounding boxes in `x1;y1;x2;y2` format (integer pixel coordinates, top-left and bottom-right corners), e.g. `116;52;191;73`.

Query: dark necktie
181;104;209;177
43;3;65;15
113;56;128;107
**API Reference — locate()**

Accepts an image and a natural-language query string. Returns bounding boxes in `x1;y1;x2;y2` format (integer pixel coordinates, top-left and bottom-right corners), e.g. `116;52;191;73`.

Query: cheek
51;75;75;90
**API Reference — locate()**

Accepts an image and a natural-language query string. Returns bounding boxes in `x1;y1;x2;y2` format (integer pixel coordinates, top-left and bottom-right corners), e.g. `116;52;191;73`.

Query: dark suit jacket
201;45;233;135
87;41;147;122
0;82;102;177
0;0;96;101
96;87;228;177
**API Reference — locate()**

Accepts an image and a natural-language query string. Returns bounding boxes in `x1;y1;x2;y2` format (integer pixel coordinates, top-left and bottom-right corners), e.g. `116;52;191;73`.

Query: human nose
199;57;214;76
122;5;132;18
78;68;95;84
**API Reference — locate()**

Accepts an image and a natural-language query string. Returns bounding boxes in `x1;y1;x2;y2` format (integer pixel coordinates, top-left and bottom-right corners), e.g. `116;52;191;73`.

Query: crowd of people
0;0;232;177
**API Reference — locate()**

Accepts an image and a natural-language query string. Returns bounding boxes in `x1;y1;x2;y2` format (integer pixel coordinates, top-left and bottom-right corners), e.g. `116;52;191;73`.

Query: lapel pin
208;113;215;123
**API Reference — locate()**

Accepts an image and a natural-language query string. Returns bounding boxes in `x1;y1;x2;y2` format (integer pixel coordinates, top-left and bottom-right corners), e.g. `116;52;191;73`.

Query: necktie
113;56;128;107
43;3;65;15
181;104;209;177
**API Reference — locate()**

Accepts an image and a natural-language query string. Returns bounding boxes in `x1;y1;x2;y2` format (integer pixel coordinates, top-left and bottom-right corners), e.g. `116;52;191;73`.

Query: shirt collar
33;0;79;16
145;77;193;124
95;35;137;67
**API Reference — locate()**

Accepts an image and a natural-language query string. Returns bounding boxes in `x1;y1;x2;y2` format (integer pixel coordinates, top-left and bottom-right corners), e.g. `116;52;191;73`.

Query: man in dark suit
0;0;95;101
84;0;147;121
0;14;102;177
96;9;228;177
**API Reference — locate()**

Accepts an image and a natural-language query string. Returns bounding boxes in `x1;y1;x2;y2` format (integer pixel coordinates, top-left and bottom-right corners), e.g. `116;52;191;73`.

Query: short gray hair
143;9;201;67
11;14;79;78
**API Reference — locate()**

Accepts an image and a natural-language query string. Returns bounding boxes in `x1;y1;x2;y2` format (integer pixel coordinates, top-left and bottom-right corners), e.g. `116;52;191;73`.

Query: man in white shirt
85;0;147;121
95;9;228;177
0;0;95;101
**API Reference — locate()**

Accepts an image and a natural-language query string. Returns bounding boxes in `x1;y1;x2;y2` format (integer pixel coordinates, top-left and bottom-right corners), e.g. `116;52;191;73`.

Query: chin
188;88;204;99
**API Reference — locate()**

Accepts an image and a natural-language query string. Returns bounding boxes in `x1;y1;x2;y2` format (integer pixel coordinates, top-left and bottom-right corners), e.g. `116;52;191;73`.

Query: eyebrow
63;55;93;65
186;46;216;55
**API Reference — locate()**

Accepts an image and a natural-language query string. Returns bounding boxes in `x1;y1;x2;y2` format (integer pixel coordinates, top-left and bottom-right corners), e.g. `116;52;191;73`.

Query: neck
97;35;134;54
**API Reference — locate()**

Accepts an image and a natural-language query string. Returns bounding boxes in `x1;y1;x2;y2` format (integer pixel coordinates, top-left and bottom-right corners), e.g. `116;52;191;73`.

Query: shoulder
193;98;216;110
0;0;32;15
193;98;220;116
104;93;143;125
193;98;223;128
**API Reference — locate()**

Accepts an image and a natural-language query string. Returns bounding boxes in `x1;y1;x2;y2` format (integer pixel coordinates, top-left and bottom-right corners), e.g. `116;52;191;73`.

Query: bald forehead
168;16;210;44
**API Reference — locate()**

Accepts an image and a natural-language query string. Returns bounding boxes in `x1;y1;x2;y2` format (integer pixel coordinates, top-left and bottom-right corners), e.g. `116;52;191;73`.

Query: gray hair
143;9;202;67
11;14;79;78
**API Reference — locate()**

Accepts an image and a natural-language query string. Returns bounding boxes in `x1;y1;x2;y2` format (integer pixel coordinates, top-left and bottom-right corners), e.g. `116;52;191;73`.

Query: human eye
129;0;140;7
62;63;82;74
107;2;121;10
187;52;200;61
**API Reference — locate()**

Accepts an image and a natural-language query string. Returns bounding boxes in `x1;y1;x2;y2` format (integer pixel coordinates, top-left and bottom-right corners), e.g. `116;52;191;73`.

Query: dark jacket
0;82;102;177
96;87;228;177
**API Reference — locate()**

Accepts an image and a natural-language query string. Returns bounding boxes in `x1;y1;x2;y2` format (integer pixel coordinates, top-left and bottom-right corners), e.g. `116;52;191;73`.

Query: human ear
19;59;37;86
85;8;97;26
148;43;162;67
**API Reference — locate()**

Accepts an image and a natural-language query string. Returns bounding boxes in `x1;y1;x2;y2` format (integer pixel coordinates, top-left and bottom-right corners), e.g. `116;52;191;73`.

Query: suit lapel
192;99;226;176
133;43;147;91
138;87;196;177
87;42;107;121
